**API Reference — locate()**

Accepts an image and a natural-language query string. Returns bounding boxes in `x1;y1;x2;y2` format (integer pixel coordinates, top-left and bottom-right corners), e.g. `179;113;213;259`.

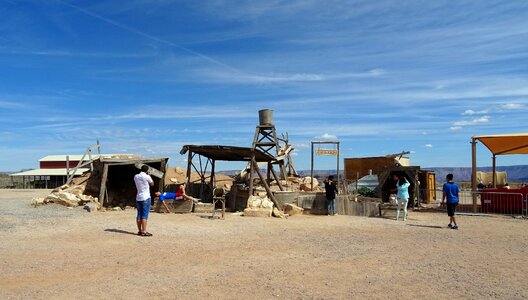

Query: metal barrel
258;109;274;125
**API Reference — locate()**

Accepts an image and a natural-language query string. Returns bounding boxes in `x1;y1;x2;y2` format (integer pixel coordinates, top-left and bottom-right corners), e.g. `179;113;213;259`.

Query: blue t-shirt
159;192;175;201
443;182;459;204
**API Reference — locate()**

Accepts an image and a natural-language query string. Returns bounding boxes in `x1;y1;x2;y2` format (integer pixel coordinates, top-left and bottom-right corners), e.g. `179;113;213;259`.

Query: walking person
441;173;460;230
392;175;410;221
324;176;338;216
134;165;154;236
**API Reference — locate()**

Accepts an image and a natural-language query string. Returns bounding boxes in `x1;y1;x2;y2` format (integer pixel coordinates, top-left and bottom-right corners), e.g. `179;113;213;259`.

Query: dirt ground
1;189;527;299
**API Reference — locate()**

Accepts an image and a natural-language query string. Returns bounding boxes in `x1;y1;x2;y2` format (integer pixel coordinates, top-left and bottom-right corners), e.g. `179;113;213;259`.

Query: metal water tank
258;109;274;126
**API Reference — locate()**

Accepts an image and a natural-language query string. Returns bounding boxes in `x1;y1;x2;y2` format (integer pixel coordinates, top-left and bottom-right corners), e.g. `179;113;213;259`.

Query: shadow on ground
406;224;443;229
104;228;138;235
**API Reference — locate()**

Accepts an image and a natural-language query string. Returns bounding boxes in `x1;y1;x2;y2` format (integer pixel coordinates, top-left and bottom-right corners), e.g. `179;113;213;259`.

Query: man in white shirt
134;165;154;236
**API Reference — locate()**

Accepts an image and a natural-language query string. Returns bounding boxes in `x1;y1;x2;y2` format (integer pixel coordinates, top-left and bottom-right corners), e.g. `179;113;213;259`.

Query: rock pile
31;175;100;211
243;195;274;217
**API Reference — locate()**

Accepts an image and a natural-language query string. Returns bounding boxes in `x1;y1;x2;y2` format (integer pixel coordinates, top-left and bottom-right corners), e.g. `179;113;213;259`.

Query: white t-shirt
134;172;153;201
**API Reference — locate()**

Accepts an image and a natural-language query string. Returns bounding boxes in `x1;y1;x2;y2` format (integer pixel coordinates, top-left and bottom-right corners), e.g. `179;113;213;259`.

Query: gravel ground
1;189;528;299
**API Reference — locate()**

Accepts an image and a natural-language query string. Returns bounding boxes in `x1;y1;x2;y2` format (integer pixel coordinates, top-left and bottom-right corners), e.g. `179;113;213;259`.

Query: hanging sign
316;149;339;156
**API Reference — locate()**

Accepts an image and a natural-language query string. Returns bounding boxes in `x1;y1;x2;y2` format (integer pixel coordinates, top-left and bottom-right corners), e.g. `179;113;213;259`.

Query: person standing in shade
393;175;411;221
441;173;460;230
324;176;338;216
134;165;154;236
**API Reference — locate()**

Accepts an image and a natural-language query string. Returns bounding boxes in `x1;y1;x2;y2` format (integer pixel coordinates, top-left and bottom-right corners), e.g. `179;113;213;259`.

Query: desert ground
1;189;527;300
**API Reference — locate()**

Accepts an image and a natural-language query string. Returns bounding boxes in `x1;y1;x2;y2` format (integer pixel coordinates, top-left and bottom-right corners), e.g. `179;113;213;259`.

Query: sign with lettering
316;149;339;156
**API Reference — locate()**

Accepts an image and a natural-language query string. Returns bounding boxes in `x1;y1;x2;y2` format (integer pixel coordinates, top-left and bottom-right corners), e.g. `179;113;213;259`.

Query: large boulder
299;177;320;191
243;207;272;217
45;191;81;207
248;195;274;209
284;203;304;216
31;197;47;207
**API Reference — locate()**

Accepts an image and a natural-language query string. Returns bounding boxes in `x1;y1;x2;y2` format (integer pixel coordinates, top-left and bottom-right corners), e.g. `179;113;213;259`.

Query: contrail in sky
54;0;243;73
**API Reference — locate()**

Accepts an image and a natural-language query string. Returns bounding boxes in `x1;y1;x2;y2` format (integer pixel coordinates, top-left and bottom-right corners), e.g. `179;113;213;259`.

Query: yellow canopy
473;133;528;155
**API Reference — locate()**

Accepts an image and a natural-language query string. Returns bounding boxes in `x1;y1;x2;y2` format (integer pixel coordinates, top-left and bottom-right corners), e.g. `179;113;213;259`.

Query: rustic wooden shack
83;157;168;207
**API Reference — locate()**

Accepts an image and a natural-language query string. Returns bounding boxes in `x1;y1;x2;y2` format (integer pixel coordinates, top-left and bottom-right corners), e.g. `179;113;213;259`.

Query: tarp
473;133;528;155
476;171;507;186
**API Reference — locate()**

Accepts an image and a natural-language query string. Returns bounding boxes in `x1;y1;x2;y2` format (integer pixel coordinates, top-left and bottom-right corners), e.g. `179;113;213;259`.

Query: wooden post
253;160;281;209
492;155;497;188
88;150;93;172
96;139;101;155
267;162;271;184
186;151;192;194
471;138;478;213
270;164;284;191
210;159;215;190
99;164;109;206
337;142;340;192
311;142;314;191
66;155;70;180
248;155;255;197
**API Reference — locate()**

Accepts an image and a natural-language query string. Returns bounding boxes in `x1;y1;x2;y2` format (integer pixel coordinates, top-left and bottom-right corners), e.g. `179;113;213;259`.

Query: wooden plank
248;155;255;197
269;165;284;191
253;160;281;209
134;163;164;179
99;164;109;206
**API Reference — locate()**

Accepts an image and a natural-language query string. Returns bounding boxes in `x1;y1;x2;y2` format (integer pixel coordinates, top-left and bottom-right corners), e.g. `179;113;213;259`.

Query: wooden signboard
316;149;339;156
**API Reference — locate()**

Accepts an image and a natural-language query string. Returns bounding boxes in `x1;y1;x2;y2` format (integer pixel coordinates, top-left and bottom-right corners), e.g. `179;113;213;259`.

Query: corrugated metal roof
10;168;90;176
39;154;137;162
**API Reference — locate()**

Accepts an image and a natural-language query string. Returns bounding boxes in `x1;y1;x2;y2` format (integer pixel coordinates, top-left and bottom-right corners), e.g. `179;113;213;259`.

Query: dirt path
1;189;527;299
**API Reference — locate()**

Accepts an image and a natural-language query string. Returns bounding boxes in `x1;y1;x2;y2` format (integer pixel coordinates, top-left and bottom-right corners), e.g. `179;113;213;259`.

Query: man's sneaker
448;224;453;228
452;225;458;230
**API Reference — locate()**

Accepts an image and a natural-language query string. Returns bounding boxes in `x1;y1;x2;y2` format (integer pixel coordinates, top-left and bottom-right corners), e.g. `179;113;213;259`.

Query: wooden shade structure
180;145;284;208
471;133;528;211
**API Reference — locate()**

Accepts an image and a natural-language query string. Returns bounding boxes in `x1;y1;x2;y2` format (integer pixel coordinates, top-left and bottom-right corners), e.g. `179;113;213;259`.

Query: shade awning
473;133;528;155
180;145;275;162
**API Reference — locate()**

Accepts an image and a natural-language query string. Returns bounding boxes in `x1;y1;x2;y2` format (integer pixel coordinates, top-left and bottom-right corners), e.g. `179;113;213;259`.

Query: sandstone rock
284;203;304;216
299;177;319;191
84;202;99;213
31;197;46;207
272;207;286;218
52;184;69;193
243;207;272;217
112;207;122;211
45;191;81;207
248;195;274;209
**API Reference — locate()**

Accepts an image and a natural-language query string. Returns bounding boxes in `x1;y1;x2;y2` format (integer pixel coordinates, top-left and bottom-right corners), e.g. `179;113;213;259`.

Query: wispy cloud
453;115;490;127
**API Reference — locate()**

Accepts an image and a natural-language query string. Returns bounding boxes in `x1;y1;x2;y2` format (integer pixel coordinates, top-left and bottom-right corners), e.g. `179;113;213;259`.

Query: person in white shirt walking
134;165;154;237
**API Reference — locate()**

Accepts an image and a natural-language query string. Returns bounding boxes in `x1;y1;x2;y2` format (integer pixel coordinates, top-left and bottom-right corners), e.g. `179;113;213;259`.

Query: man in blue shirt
441;173;459;229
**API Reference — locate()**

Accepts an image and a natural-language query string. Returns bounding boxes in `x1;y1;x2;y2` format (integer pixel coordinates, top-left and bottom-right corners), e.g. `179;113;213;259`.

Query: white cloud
294;143;310;149
316;133;338;140
425;144;433;148
462;109;488;115
450;126;462;131
501;103;525;110
453;115;489;127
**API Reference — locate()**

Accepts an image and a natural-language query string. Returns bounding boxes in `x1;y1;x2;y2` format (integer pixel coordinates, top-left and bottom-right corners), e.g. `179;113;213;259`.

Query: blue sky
1;0;527;171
